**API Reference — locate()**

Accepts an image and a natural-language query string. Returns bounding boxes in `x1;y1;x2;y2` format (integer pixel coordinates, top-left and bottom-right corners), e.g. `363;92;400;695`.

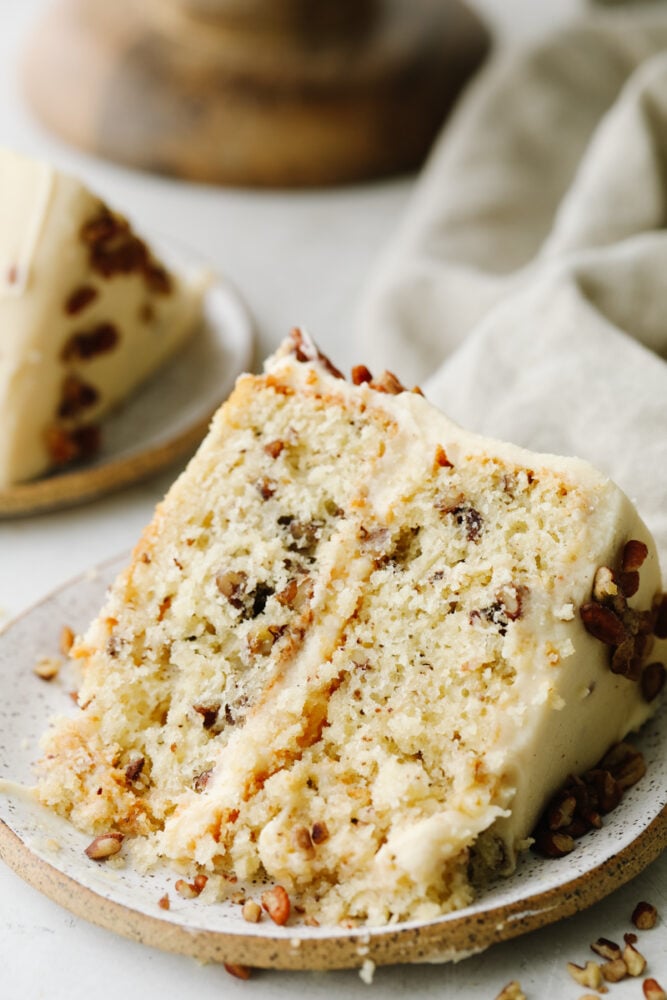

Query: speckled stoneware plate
1;555;666;971
0;262;254;518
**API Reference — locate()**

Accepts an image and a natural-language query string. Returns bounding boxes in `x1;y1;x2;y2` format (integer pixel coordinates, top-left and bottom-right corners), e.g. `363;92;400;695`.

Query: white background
2;1;666;998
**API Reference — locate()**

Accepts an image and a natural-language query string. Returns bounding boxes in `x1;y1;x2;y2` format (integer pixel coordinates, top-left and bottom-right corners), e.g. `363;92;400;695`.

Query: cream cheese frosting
0;148;203;486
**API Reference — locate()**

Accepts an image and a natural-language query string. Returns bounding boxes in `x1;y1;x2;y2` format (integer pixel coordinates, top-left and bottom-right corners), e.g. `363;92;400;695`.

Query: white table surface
2;1;666;997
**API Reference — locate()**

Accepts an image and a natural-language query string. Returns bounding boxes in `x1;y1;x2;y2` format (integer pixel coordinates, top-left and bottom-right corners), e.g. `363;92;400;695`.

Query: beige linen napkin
358;8;667;564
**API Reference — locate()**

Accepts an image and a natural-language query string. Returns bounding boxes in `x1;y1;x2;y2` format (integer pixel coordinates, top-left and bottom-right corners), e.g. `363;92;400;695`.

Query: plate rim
0;556;666;970
1;796;664;971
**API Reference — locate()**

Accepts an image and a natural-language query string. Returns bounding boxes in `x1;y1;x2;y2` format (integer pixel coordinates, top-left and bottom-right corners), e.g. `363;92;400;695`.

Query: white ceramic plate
0;263;254;517
0;555;665;971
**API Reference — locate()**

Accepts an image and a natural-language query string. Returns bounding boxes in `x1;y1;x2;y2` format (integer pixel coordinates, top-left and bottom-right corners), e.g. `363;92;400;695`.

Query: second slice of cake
0;148;203;486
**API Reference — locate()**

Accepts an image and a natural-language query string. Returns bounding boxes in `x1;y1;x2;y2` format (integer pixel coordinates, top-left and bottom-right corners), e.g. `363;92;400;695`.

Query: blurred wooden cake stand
22;0;490;186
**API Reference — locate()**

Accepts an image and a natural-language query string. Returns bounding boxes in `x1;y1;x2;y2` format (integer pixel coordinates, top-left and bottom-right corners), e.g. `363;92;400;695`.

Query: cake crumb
242;899;262;923
359;959;375;985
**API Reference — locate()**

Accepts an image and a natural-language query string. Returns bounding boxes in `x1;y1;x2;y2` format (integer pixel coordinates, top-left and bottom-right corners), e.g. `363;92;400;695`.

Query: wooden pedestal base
22;0;490;186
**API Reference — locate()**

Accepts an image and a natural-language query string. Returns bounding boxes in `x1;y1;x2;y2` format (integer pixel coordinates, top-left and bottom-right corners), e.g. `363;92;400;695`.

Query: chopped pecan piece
623;540;649;572
534;742;645;857
351;364;373;385
311;821;329;845
533;829;575;858
497;584;527;621
566;961;603;989
287;518;323;555
58;374;99;418
64;284;98;315
144;262;171;294
358;525;390;553
106;634;122;658
249;582;274;618
124;756;145;784
494;982;526;1000
632;901;658;930
583;549;659;683
437;502;483;542
611;635;644;681
584;769;622;814
599;743;646;790
255;476;277;500
471;587;527;635
601;958;627;982
433;444;453;469
580;603;627;646
175;875;207;899
547;792;577;831
654;595;667;639
369;370;405;395
215;570;247;609
591;938;621;961
247;624;285;656
264;439;285;459
641;662;666;702
80;206;125;245
276;576;313;611
83;210;146;277
61;322;119;362
292;825;315;858
45;423;101;466
139;302;155;323
224;963;251;981
286;328;344;379
81;205;173;293
157;596;171;622
175;878;198;899
623;940;647;976
618;571;640;598
261;885;291;925
193;768;213;793
84;832;123;860
193;704;219;730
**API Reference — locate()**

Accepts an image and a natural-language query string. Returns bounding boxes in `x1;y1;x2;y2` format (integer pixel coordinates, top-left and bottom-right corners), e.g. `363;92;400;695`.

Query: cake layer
37;331;667;925
0;148;203;485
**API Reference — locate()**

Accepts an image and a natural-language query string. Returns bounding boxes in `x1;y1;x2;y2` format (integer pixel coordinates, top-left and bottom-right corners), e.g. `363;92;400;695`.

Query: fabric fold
357;8;667;567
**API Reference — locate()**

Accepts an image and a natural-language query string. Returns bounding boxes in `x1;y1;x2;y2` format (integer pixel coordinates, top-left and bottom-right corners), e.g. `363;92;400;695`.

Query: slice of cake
0;148;203;486
37;330;666;926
